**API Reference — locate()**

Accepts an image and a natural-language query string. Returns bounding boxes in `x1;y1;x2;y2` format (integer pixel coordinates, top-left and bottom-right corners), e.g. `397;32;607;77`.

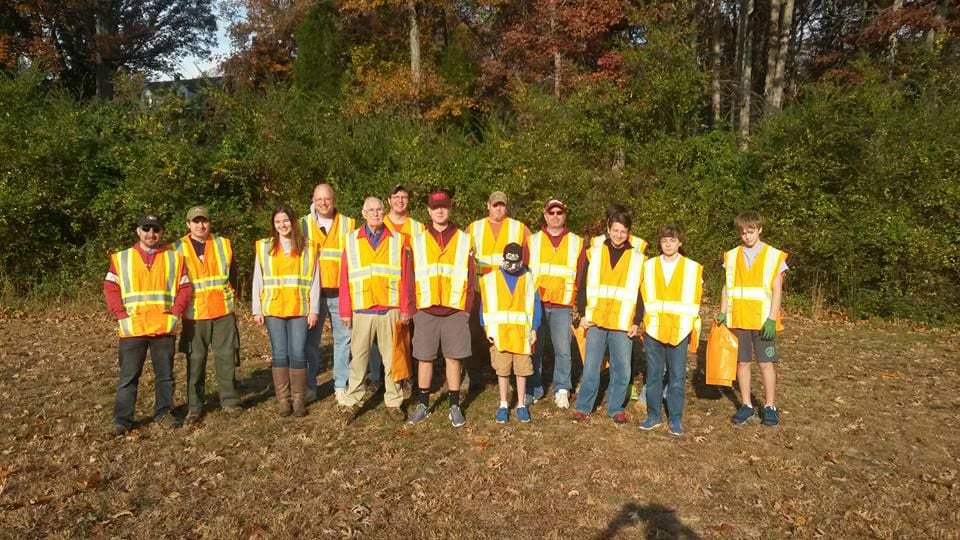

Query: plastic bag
391;319;412;382
706;323;738;387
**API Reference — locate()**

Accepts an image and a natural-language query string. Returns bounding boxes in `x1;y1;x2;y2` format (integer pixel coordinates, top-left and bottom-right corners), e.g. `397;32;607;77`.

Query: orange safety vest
173;235;234;320
591;233;648;255
344;229;404;310
411;229;471;310
480;270;536;355
584;241;645;332
467;217;527;275
724;244;788;331
256;239;317;317
528;230;583;306
111;247;184;337
384;215;425;240
301;212;356;288
641;255;703;350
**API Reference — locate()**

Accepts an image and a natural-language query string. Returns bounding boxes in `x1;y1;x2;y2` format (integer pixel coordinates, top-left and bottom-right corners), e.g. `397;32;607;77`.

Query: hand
253;315;264;326
579;318;594;330
341;317;352;330
760;318;776;340
530;329;537;346
627;324;639;338
307;313;319;329
400;312;412;325
488;337;495;344
715;312;727;326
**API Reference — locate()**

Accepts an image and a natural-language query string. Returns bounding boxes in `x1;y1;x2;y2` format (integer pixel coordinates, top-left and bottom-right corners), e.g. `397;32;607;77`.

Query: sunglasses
140;225;162;233
547;210;565;216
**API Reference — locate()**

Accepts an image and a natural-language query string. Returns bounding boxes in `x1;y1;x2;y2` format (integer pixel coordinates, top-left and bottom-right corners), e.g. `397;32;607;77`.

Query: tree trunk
769;0;794;109
737;0;754;147
763;0;782;101
550;0;561;98
711;0;723;125
95;0;114;101
407;0;421;98
888;0;903;61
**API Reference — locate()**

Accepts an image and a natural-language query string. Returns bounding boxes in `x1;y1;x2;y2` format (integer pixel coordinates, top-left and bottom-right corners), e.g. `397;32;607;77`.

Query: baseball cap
391;184;409;196
137;214;164;229
186;206;210;221
544;199;566;212
488;191;508;205
503;242;523;262
427;190;453;209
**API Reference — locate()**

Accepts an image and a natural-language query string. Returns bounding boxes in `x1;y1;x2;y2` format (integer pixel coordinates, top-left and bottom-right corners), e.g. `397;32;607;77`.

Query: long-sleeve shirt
338;225;416;316
478;268;543;331
104;243;192;319
575;238;644;327
250;241;321;316
538;227;588;309
420;222;478;316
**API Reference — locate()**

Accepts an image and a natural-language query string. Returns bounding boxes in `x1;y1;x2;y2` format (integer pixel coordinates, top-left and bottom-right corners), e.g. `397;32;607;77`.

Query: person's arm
171;264;192;317
769;271;784;320
717;255;728;325
576;257;589;317
308;260;320;328
251;255;264;318
532;288;543;331
104;260;127;319
228;259;239;293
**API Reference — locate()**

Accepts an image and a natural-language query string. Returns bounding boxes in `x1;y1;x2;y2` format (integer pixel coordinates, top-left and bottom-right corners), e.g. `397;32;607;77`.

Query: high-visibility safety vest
255;239;317;317
724;244;788;331
111;247;184;338
411;229;472;310
591;234;648;255
584;241;645;332
172;235;234;320
467;217;526;275
301;212;356;288
480;270;537;355
344;229;404;310
528;231;583;306
385;215;425;239
642;256;703;348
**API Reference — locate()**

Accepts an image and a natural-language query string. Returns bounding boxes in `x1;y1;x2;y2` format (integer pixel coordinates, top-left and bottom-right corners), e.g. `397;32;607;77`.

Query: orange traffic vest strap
480;270;536;355
411;229;471;310
468;217;526;275
724;244;788;331
385;216;425;239
256;238;316;317
591;234;648;255
173;234;234;320
584;241;645;332
528;231;582;306
344;229;404;310
301;212;356;288
112;247;183;337
641;256;703;349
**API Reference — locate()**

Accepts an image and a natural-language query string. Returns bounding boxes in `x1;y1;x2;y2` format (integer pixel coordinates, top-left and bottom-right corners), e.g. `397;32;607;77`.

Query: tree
293;0;346;98
221;0;317;88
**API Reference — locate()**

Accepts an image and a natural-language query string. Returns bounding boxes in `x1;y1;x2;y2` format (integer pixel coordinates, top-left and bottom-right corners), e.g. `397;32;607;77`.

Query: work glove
715;312;727;326
760;318;776;340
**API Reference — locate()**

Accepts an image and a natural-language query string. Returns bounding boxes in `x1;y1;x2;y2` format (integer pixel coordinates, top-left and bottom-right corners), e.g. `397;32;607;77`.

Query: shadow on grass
691;338;742;408
597;502;701;540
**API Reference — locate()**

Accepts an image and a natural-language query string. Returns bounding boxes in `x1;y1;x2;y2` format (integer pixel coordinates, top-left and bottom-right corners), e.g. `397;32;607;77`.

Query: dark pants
180;313;240;412
114;334;176;428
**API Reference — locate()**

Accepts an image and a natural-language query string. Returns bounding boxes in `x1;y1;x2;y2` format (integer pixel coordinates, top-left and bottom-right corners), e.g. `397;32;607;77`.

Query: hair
657;223;687;256
734;211;764;232
269;204;305;256
606;208;632;231
605;203;627;220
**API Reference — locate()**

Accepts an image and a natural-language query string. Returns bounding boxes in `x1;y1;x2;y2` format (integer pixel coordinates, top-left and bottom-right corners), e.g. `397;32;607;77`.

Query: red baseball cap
544;199;566;212
427;190;453;209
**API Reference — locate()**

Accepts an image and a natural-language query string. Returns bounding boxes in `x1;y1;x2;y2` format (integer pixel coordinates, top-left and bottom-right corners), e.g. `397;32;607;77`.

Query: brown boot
271;368;292;417
289;368;308;417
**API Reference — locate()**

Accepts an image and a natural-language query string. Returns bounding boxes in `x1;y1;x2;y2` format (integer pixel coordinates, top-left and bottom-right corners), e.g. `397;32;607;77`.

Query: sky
170;12;232;80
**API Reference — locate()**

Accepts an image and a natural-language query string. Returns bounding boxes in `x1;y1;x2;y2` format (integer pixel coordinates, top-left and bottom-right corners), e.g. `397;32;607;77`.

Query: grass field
1;309;958;539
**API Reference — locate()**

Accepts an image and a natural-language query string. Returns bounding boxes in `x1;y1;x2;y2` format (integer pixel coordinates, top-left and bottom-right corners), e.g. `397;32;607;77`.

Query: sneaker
572;411;590;424
184;411;202;426
156;414;181;429
449;405;466;428
611;412;628;424
668;419;684;437
108;423;129;438
761;405;780;427
638;417;663;431
495;407;509;424
223;405;243;418
408;403;430;424
335;388;347;406
554;390;570;410
731;404;755;426
386;407;406;423
515;406;531;423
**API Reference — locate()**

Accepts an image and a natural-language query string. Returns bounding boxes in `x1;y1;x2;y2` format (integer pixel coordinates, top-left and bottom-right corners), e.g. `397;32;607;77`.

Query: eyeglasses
140;225;162;233
547;210;564;216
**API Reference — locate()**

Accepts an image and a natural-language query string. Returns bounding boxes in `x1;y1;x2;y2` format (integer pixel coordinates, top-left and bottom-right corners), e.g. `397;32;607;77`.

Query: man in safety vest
338;197;415;423
467;191;531;276
104;214;192;437
479;242;542;424
301;183;357;405
407;189;477;428
172;206;242;424
717;212;788;427
525;199;585;409
384;184;426;239
637;224;702;436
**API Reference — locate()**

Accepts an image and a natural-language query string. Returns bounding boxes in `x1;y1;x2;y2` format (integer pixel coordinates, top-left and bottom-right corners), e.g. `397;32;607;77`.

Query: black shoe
157;414;182;429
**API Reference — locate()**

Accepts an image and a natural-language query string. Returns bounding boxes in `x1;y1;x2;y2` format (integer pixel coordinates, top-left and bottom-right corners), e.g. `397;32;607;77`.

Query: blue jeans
305;296;352;390
643;333;689;422
265;316;308;369
574;326;633;416
528;307;574;400
114;335;175;428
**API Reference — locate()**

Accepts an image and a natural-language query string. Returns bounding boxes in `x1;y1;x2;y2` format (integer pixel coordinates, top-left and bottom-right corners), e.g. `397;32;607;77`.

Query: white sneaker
555;390;570;409
335;388;346;406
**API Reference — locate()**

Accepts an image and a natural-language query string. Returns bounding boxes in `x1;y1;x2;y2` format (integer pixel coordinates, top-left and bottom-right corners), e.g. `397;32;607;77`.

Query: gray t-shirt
726;242;789;274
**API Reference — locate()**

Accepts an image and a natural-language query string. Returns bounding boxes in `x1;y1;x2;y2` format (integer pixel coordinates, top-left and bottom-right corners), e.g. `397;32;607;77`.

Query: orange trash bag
572;324;610;370
391;319;412;382
706;323;738;387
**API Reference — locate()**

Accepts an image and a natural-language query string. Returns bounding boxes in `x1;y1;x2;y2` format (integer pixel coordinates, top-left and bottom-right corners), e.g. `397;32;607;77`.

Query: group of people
104;183;788;438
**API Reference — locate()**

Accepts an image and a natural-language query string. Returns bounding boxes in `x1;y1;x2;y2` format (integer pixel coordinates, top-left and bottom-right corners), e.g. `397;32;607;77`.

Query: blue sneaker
761;405;780;427
731;404;755;426
449;405;466;428
638;417;662;431
515;406;531;423
668;419;684;437
495;407;509;424
408;403;430;424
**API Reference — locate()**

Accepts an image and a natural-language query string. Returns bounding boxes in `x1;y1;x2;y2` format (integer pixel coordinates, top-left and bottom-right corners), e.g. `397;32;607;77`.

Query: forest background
1;0;958;323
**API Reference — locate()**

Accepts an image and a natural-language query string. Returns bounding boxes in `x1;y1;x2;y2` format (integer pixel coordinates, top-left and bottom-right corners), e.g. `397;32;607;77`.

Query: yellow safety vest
411;229;472;310
256;239;316;317
724;244;788;331
641;256;703;349
467;217;526;275
301;212;356;288
385;215;426;240
591;233;648;255
584;241;645;332
344;229;404;310
480;270;536;355
528;231;583;306
111;247;184;337
173;235;234;320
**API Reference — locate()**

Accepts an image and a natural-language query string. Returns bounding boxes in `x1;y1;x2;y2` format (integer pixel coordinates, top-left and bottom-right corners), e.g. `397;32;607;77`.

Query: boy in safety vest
479;243;543;424
637;224;702;436
717;212;788;427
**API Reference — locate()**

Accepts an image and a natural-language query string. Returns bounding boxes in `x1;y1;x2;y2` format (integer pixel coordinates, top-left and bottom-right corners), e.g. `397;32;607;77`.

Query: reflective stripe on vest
301;212;356;288
584;241;645;332
112;247;182;337
173;235;234;320
642;256;703;346
344;229;403;310
411;229;471;310
469;218;525;275
528;231;582;306
480;270;536;354
257;238;315;317
724;245;787;331
591;234;648;255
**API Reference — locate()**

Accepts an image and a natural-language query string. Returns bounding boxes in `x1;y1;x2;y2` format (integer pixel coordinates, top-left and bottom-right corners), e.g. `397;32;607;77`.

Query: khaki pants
344;310;404;408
